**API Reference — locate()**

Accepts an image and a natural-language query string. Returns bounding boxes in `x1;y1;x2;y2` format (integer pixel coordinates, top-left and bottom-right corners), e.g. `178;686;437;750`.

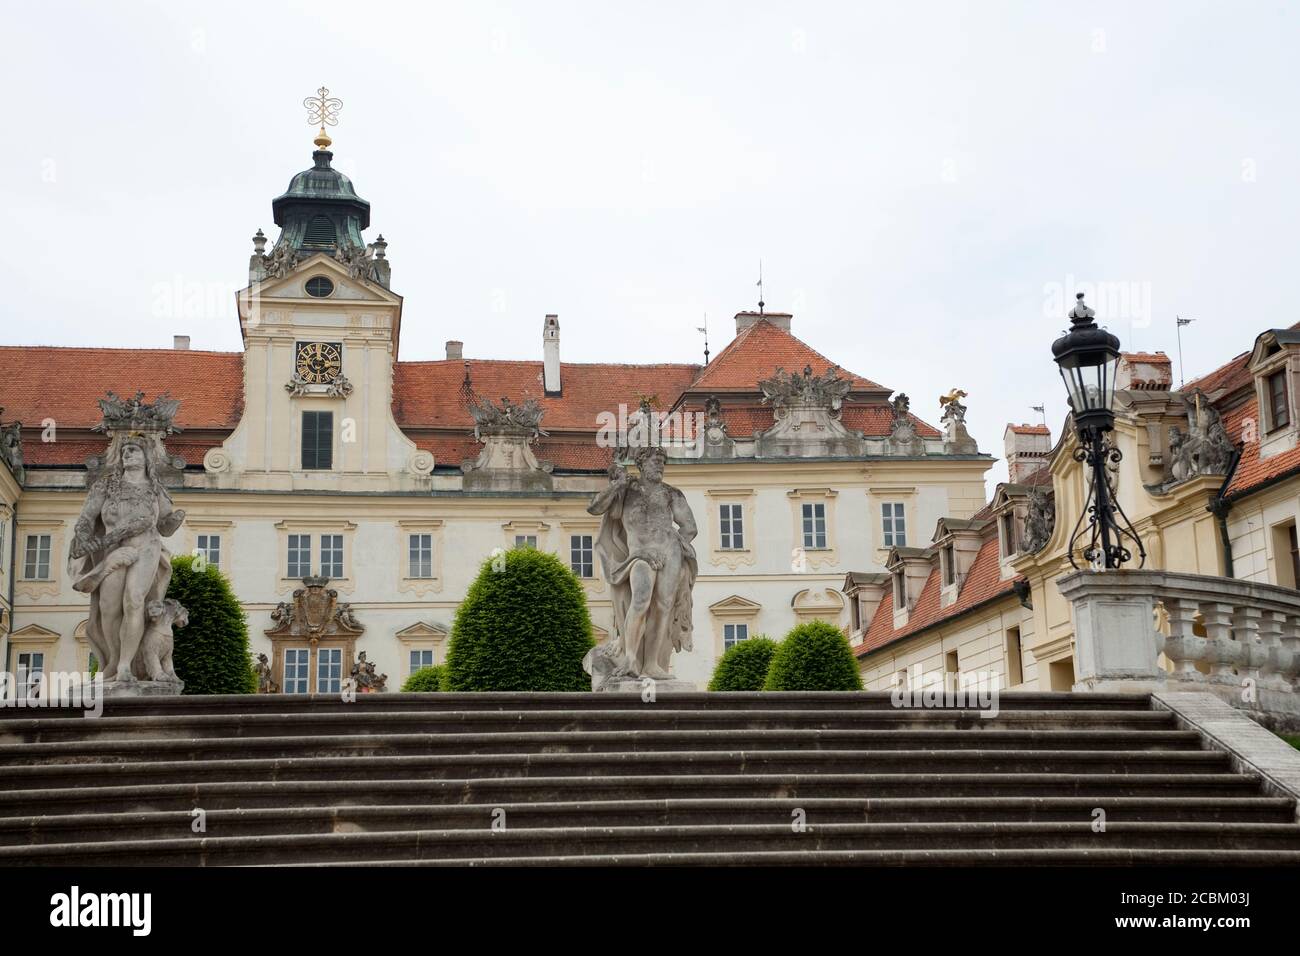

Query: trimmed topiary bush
165;554;256;695
402;664;450;693
708;636;778;691
763;620;863;691
445;547;594;692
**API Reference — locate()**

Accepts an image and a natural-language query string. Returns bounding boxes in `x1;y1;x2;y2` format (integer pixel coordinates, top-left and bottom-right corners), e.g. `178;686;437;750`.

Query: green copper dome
270;149;370;255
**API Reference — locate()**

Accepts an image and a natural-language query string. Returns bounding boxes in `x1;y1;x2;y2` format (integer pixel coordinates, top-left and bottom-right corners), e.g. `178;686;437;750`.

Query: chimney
445;340;463;360
735;310;792;335
173;335;191;351
1004;424;1052;483
543;314;561;395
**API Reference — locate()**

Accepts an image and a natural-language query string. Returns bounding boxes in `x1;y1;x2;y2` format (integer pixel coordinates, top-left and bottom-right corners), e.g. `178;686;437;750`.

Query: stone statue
885;392;924;455
1168;425;1194;482
253;653;279;694
350;651;387;692
68;431;187;686
139;599;187;684
583;445;698;689
1023;488;1056;553
0;413;23;481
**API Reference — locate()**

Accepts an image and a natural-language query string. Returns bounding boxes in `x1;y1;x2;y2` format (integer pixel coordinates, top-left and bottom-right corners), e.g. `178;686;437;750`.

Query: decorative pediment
462;397;554;491
754;366;865;458
395;621;449;644
9;623;61;643
245;253;402;305
791;587;846;622
709;594;763;616
265;576;364;642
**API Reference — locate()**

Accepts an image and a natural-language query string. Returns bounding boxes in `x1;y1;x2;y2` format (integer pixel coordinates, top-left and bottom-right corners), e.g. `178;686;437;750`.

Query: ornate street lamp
1052;293;1146;570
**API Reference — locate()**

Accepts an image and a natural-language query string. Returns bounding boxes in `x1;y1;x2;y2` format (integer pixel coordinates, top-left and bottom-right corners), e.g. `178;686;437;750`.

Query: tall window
408;534;433;578
410;649;434;674
320;534;344;578
1000;513;1017;557
1290;524;1300;592
882;503;906;548
514;535;537;548
301;411;334;470
801;502;827;549
283;649;309;694
1005;627;1024;687
570;534;593;578
287;534;312;578
723;622;749;651
16;651;43;700
719;504;744;550
1268;370;1290;430
317;647;343;694
196;533;221;570
23;534;51;579
942;544;956;586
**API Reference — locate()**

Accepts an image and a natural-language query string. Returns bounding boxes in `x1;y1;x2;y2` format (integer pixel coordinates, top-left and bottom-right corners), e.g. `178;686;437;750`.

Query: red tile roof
393;360;700;433
686;319;885;393
1122;352;1171;364
856;537;1022;657
1183;350;1253;400
1007;424;1049;435
0;346;244;430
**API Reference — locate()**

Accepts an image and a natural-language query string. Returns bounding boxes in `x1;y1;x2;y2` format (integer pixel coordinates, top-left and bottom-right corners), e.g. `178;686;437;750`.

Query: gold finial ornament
304;86;343;150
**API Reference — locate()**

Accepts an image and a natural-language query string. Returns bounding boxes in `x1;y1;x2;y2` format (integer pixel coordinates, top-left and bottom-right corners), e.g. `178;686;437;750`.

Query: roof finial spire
304;86;343;150
756;260;765;315
696;314;710;364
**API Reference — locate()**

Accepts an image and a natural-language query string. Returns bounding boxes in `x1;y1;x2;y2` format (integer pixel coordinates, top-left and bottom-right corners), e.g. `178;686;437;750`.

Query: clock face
295;342;343;384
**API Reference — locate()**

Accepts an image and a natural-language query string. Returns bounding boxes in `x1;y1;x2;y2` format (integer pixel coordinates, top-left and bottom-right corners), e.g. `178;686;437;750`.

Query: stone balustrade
1058;569;1300;729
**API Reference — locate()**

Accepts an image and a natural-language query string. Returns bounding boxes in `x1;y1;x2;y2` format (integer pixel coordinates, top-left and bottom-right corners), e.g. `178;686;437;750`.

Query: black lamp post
1051;293;1146;570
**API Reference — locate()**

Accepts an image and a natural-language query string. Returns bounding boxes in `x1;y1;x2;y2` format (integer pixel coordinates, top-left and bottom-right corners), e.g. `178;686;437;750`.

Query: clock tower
208;92;430;493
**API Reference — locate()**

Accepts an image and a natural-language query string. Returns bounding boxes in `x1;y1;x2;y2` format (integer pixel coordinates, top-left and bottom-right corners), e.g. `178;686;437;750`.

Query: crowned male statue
67;393;188;692
583;445;698;690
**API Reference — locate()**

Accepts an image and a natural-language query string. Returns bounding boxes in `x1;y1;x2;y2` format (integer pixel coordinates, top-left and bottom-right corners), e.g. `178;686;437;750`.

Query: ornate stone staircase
1;692;1298;866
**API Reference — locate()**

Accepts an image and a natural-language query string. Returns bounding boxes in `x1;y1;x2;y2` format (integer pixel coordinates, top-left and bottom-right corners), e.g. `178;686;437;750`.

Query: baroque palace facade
0;138;992;691
850;332;1300;694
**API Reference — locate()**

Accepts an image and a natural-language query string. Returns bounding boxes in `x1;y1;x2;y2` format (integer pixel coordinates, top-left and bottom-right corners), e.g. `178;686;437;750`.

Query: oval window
305;276;334;298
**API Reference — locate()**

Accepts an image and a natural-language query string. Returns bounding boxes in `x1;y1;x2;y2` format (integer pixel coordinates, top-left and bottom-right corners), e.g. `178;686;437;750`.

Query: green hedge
763;620;863;691
165;555;256;695
402;664;450;692
445;548;594;691
708;636;778;691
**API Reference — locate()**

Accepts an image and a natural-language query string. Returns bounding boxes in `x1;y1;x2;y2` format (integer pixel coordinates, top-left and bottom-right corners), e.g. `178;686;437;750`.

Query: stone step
5;690;1147;720
0;708;1177;744
3;821;1299;866
0;748;1232;790
2;796;1292;846
0;772;1265;818
309;848;1300;867
0;728;1206;766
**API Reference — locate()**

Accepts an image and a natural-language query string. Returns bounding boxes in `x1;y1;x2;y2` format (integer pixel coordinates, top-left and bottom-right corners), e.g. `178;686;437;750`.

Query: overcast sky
3;1;1297;489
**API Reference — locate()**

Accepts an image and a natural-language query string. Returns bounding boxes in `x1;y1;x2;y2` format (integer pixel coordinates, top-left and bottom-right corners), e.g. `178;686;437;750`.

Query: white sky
2;0;1297;491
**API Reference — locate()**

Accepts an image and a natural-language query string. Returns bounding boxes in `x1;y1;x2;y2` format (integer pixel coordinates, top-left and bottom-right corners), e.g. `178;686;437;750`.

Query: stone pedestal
1057;569;1167;693
598;678;697;694
100;679;185;699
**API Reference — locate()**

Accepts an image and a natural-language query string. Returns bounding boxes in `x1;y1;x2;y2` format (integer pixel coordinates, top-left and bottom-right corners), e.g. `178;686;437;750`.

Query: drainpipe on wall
1207;447;1242;579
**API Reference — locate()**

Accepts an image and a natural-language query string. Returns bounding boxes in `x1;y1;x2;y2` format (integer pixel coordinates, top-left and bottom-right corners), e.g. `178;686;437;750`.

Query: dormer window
941;544;956;586
1268;369;1290;431
892;569;906;609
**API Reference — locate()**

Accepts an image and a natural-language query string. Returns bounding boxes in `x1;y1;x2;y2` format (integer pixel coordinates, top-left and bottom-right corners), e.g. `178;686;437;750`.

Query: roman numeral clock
286;341;354;397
